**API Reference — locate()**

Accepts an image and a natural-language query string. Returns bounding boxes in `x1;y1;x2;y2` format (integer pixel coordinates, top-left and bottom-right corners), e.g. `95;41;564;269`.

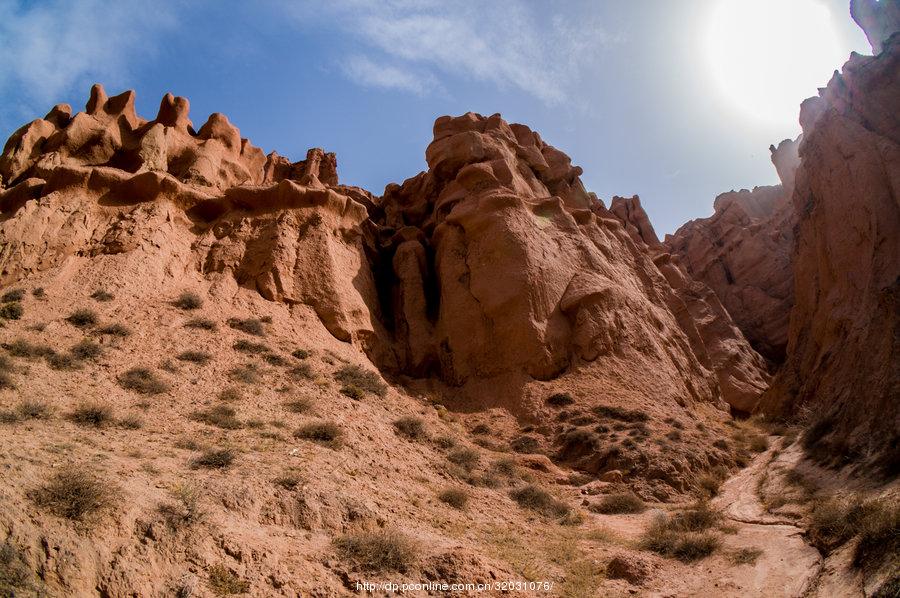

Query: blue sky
0;0;869;234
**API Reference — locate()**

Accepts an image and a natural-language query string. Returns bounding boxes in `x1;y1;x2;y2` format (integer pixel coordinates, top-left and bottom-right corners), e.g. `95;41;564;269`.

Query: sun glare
705;0;846;126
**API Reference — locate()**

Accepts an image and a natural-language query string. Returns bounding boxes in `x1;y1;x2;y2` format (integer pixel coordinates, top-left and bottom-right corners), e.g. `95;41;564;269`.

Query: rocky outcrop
371;114;769;413
664;142;799;363
760;34;900;474
851;0;900;54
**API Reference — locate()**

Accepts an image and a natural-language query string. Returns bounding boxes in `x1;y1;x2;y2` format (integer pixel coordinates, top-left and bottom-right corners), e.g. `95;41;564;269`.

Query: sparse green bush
294;421;343;448
340;385;364;400
184;317;216;330
547;392;575;407
438;487;469;509
90;289;114;302
509;484;571;517
0;302;23;320
191;448;236;469
333;529;417;572
334;364;386;397
1;289;25;303
447;447;480;471
393;416;427;440
177;350;212;365
174;291;203;310
97;323;131;336
30;469;116;521
192;405;241;429
207;564;248;595
68;403;114;427
119;367;169;394
591;492;646;514
226;317;264;336
66;308;98;328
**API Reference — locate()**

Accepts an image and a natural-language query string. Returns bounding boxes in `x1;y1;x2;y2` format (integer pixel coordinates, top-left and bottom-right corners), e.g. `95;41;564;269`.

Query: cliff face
664;141;799;364
760;34;900;474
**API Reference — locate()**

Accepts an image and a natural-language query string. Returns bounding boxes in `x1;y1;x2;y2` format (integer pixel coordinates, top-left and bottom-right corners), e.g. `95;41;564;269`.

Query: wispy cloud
0;0;177;111
341;55;440;96
283;0;619;104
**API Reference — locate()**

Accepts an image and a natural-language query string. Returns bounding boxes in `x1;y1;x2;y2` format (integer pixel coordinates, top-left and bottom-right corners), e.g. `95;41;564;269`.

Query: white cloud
0;0;176;109
283;0;618;104
342;55;440;96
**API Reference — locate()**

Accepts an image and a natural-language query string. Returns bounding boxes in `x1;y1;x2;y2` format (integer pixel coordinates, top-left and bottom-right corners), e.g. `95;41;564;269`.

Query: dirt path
674;440;822;597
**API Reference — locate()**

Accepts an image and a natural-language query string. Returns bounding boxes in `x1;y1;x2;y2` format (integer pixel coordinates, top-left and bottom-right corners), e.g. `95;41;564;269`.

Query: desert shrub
334;364;387;397
447;448;480;471
340;385;364;400
640;514;721;562
232;339;269;354
666;429;682;441
191;448;236;469
289;363;313;379
0;302;23;320
668;503;720;532
31;287;45;298
591;492;646;515
90;289;114;302
174;437;201;451
68;403;114;427
808;495;900;564
0;542;32;593
853;499;900;568
47;352;81;370
119;367;169;394
433;435;457;450
174;291;203;310
470;423;490;435
262;353;288;366
294;421;343;448
71;339;102;360
0;371;13;391
218;387;242;402
30;469;115;521
729;547;763;565
749;434;769;452
510;435;541;454
177;350;212;365
1;289;25;303
207;564;248;595
697;473;722;498
66;308;98;328
0;410;21;423
97;323;131;336
159;483;204;527
227;363;261;384
226;317;264;336
292;348;310;360
183;317;216;331
713;439;729;451
333;529;417;572
593;405;649;423
284;398;312;413
547;392;575;407
491;457;519;478
118;414;143;429
509;484;571;517
192;405;241;429
393;416;427;441
2;338;54;359
438;487;469;509
16;400;51;419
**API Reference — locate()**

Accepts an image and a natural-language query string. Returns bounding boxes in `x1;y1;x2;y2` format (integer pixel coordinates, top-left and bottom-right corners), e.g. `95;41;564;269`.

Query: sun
704;0;847;126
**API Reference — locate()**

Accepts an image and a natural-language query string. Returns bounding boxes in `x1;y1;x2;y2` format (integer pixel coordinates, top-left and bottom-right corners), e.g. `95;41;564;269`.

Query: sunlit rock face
761;33;900;475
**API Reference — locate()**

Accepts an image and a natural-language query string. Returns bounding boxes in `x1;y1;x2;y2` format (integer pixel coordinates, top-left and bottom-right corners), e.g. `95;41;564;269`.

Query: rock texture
760;33;900;474
851;0;900;54
665;141;799;364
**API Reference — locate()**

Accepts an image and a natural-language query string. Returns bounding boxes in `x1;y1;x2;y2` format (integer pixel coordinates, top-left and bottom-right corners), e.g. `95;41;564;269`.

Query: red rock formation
664;142;799;363
851;0;900;54
760;34;900;474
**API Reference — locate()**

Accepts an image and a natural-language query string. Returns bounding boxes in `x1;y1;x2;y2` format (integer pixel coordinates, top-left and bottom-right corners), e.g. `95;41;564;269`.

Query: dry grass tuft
177;350;212;365
283;398;313;413
334;364;387;397
1;289;25;303
207;564;249;595
438;487;470;509
547;392;575;407
509;484;571;518
0;302;23;320
66;308;98;328
68;402;114;427
191;405;241;429
640;513;721;562
119;367;169;394
97;322;131;336
30;469;116;521
90;289;114;302
333;529;417;572
590;492;646;514
228;363;261;384
191;448;236;469
174;291;203;310
226;317;265;336
294;421;343;448
729;547;763;565
447;447;480;471
393;416;427;441
71;339;102;360
16;399;51;420
232;339;269;354
184;317;216;330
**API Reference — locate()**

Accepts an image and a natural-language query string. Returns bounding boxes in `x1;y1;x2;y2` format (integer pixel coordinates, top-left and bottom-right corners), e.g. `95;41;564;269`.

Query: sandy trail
675;441;822;597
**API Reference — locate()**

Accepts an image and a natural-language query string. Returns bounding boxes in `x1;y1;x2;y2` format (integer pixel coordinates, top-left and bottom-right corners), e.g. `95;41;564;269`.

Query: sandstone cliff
759;33;900;475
